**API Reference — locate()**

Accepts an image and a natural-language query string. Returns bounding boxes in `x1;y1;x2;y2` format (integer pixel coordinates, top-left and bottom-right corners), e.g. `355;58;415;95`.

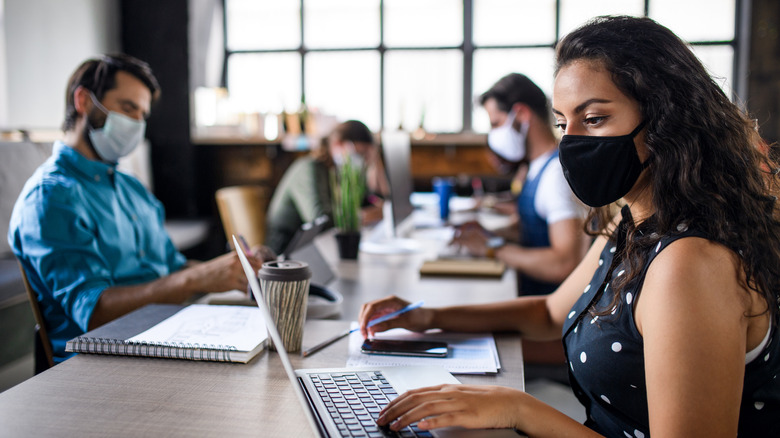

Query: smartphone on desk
361;339;448;358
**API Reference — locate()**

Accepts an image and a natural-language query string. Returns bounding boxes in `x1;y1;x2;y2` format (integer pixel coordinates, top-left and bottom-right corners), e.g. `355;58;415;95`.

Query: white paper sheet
346;323;501;374
127;304;266;352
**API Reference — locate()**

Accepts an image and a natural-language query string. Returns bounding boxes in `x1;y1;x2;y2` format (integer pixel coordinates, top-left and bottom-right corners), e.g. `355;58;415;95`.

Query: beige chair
215;185;269;250
18;264;54;373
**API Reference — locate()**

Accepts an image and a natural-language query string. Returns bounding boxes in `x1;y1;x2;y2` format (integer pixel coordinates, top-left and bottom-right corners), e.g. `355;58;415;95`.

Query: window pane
559;0;644;38
650;0;735;42
227;53;301;113
385;50;463;133
226;0;300;50
305;51;381;131
304;0;380;49
472;48;555;133
473;0;556;46
384;0;463;47
690;44;734;97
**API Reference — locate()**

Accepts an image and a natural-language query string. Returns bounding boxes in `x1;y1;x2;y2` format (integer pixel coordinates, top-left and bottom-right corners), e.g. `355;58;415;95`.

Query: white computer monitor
380;130;415;237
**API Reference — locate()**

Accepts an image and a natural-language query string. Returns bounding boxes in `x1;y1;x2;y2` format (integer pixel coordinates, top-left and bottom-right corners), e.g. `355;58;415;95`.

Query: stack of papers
346;324;501;374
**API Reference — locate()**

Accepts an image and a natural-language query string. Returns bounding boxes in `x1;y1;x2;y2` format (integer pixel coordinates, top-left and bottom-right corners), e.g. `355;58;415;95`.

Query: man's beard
82;106;107;157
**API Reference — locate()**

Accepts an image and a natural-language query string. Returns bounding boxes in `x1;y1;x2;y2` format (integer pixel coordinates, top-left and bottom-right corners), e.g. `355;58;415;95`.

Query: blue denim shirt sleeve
17;178;110;332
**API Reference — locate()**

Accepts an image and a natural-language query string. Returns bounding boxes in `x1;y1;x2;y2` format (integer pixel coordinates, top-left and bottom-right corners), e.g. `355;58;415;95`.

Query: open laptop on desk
234;236;518;438
203;218;341;314
281;214;331;261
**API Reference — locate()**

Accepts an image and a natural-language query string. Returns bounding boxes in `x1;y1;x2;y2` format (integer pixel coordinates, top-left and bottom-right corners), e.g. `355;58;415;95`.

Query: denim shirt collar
54;141;117;183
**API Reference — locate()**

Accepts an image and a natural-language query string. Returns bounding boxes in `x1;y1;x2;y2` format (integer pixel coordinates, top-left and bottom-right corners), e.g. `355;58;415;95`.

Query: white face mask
487;110;528;163
333;141;366;169
87;92;146;163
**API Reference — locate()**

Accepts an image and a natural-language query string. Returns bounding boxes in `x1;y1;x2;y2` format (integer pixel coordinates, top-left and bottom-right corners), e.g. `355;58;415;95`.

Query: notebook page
127;304;266;352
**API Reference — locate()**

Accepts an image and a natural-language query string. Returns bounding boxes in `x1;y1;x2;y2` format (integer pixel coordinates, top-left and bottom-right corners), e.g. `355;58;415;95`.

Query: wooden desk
0;228;523;437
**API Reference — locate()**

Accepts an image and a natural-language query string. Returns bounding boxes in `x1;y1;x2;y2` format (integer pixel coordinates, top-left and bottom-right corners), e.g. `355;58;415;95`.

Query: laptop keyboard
309;371;434;438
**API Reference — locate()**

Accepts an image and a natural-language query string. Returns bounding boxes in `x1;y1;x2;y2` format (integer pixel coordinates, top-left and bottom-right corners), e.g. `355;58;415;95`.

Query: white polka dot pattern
634;430;645;438
580;352;587;363
601;395;611;404
755;401;765;410
610;246;616;253
612;342;622;352
626;292;633;305
584;284;591;293
568;310;576;319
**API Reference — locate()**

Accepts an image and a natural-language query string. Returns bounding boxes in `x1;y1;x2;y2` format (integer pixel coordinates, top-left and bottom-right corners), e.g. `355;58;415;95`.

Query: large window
223;0;742;134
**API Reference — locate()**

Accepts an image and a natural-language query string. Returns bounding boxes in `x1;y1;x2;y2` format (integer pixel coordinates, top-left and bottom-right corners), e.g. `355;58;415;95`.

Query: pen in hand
237;234;252;257
301;300;425;357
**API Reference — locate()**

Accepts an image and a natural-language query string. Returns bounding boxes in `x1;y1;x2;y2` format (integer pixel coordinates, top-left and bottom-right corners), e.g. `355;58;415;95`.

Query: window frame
221;0;746;133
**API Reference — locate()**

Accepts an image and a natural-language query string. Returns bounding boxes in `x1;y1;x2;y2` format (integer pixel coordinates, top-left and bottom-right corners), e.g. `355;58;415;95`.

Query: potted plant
330;155;365;259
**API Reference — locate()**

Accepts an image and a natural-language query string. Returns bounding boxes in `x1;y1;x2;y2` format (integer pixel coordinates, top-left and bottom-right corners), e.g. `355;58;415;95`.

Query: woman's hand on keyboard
376;384;526;431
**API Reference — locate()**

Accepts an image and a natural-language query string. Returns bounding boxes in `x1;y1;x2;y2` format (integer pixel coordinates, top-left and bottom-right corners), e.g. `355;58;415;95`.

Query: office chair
18;263;54;373
215;185;269;250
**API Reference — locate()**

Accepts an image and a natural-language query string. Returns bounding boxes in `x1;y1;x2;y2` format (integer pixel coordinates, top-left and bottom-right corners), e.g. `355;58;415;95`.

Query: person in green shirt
265;120;389;254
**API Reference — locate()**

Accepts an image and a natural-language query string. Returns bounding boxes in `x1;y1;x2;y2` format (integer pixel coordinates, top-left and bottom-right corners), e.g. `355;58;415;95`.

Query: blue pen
301;300;425;357
366;300;425;328
237;234;252;256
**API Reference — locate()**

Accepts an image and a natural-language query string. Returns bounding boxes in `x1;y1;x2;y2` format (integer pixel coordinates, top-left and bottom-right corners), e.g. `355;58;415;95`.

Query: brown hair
313;120;375;165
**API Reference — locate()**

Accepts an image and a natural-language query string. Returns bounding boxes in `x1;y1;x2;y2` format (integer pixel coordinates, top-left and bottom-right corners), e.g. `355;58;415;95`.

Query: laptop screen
281;214;330;260
288;242;335;287
381;131;414;237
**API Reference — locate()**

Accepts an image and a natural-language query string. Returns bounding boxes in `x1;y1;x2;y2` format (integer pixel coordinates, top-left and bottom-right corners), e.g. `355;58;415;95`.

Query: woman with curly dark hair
359;15;780;437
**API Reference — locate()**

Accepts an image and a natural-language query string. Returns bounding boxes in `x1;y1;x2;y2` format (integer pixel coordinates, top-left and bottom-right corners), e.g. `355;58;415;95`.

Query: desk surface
0;226;522;437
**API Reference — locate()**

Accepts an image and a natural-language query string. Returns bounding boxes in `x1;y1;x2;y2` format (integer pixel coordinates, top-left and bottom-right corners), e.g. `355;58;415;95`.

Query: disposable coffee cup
258;260;312;352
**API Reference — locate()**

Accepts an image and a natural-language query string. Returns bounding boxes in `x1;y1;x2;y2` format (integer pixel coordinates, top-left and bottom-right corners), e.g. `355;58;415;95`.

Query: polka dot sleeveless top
562;208;780;437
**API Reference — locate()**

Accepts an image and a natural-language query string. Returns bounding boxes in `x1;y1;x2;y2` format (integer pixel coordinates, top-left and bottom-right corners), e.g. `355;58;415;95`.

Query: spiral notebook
65;304;267;363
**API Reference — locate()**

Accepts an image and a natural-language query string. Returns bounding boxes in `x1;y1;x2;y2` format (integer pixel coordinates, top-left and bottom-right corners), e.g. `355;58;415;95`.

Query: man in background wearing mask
8;54;271;364
453;73;590;380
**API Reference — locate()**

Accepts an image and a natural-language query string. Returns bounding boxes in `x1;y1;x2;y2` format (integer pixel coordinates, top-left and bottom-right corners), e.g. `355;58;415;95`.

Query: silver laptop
233;236;518;438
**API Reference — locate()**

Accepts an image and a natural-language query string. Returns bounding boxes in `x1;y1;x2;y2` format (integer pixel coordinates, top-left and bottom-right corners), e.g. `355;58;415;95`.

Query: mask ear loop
87;91;110;115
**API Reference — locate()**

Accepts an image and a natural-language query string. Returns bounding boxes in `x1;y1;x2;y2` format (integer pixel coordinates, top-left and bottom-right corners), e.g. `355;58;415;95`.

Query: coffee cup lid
258;260;312;282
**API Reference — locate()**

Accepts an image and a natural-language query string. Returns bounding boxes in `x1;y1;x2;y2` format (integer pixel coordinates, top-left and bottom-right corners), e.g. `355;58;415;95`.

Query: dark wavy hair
555;16;780;318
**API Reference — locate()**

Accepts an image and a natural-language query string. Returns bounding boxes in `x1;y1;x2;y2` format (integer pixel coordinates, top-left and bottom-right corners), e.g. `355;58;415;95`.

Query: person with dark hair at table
8;54;272;364
360;16;780;437
265;120;389;255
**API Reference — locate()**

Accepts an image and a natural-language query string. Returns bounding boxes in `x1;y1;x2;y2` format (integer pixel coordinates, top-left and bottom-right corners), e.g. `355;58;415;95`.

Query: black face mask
558;121;648;207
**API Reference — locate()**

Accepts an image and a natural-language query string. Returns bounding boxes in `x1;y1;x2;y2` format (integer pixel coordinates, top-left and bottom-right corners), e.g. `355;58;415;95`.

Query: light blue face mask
88;92;146;163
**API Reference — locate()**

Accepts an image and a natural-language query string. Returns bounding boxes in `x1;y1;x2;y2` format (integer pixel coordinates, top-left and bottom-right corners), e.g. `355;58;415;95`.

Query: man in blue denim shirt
8;54;268;363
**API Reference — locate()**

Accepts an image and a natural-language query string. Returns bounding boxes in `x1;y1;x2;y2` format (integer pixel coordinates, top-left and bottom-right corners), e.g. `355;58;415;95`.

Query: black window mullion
379;0;385;131
221;0;229;88
300;0;306;105
463;0;474;132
